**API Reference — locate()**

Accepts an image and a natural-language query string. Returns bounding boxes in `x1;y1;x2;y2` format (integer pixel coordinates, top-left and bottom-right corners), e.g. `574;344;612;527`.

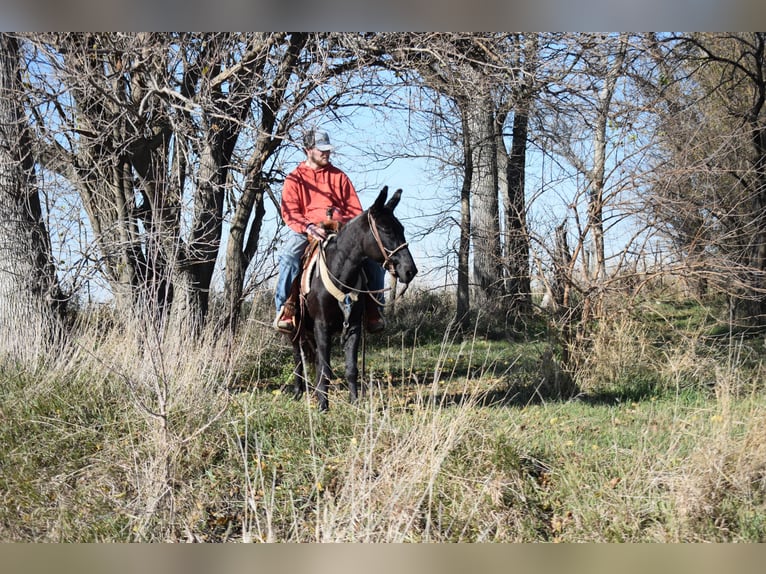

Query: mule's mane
331;205;399;240
324;207;367;249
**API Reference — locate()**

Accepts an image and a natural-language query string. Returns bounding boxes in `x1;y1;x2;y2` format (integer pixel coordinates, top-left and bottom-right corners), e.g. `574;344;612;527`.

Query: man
273;128;386;333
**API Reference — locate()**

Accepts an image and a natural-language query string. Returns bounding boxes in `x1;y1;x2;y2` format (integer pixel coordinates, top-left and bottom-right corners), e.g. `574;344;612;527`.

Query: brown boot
273;302;296;333
365;295;385;333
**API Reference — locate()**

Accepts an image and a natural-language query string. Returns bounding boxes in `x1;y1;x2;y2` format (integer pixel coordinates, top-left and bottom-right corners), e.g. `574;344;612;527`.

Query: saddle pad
300;248;320;296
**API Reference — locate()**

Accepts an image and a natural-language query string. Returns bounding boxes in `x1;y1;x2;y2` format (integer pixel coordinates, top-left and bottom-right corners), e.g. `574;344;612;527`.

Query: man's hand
305;223;327;241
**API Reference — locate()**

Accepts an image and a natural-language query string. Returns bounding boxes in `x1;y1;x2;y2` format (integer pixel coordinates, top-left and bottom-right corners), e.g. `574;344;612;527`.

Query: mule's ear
385;189;403;211
371;186;388;212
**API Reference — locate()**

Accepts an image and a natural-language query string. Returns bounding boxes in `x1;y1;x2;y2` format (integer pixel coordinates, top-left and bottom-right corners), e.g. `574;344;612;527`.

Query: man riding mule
273;128;385;334
289;185;417;411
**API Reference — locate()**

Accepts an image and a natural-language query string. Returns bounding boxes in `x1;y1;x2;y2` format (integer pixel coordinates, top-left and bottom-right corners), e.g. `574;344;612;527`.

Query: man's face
307;147;331;167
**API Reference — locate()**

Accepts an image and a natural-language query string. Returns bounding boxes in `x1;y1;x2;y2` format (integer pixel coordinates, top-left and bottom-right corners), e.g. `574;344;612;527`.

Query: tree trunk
221;174;267;336
586;34;627;317
740;123;766;325
552;222;572;310
502;107;531;314
741;35;766;325
0;34;65;360
219;33;307;336
465;96;503;305
552;221;574;370
173;137;228;338
455;115;472;328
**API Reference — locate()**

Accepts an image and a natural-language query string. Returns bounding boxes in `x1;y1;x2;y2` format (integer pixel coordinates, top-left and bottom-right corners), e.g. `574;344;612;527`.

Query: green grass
2;292;766;541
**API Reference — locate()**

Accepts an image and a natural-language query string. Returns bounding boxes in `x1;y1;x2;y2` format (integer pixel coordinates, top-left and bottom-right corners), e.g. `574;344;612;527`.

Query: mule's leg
292;340;308;400
314;325;333;411
343;323;362;403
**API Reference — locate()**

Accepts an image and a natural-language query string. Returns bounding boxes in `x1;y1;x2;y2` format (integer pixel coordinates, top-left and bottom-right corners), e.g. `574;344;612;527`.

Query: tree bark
455;112;472;328
586;33;627;317
0;34;65;360
466;95;503;304
502;107;531;313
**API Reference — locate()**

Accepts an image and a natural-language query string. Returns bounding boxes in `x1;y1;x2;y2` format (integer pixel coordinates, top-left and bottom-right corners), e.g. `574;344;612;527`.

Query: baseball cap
304;129;334;152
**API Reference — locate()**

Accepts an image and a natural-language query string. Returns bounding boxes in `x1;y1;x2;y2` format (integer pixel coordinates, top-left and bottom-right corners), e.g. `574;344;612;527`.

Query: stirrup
273;305;295;333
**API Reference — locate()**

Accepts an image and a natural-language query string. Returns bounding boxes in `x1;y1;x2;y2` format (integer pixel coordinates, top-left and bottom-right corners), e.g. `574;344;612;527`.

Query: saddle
298;218;345;301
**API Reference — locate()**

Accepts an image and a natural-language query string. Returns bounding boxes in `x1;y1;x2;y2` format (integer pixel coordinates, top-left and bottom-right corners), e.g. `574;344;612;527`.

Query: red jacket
280;162;363;233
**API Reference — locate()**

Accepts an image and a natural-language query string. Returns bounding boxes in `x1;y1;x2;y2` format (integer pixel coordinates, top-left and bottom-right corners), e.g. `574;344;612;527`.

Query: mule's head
367;186;418;284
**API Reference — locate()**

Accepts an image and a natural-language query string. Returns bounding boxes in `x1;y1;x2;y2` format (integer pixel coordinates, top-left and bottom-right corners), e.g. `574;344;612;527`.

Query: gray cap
304;129;334;151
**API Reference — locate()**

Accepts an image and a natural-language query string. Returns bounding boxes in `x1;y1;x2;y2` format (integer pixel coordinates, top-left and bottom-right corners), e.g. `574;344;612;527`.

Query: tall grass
2;291;766;541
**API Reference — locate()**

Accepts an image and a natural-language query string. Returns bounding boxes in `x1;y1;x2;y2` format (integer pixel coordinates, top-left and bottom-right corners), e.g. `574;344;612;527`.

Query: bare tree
497;34;539;315
372;33;537;325
535;34;632;319
26;33;190;330
220;33;380;335
644;32;766;326
22;33;376;338
0;33;66;360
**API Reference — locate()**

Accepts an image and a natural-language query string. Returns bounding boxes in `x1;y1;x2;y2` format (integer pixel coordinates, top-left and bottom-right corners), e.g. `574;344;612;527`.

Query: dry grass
662;364;766;542
2;295;766;541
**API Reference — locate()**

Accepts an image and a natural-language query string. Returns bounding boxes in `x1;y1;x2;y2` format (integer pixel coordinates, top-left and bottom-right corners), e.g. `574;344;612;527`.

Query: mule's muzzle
396;261;418;284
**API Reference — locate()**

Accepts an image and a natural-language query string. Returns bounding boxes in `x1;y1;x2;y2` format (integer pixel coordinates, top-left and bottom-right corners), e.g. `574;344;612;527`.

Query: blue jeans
274;229;386;313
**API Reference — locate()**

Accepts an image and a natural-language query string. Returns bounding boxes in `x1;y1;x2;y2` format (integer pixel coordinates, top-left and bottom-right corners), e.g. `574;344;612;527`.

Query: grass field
2;290;766;542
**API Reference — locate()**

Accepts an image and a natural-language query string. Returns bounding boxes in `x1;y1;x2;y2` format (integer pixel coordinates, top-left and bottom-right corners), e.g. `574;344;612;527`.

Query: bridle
368;212;409;275
315;211;410;301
